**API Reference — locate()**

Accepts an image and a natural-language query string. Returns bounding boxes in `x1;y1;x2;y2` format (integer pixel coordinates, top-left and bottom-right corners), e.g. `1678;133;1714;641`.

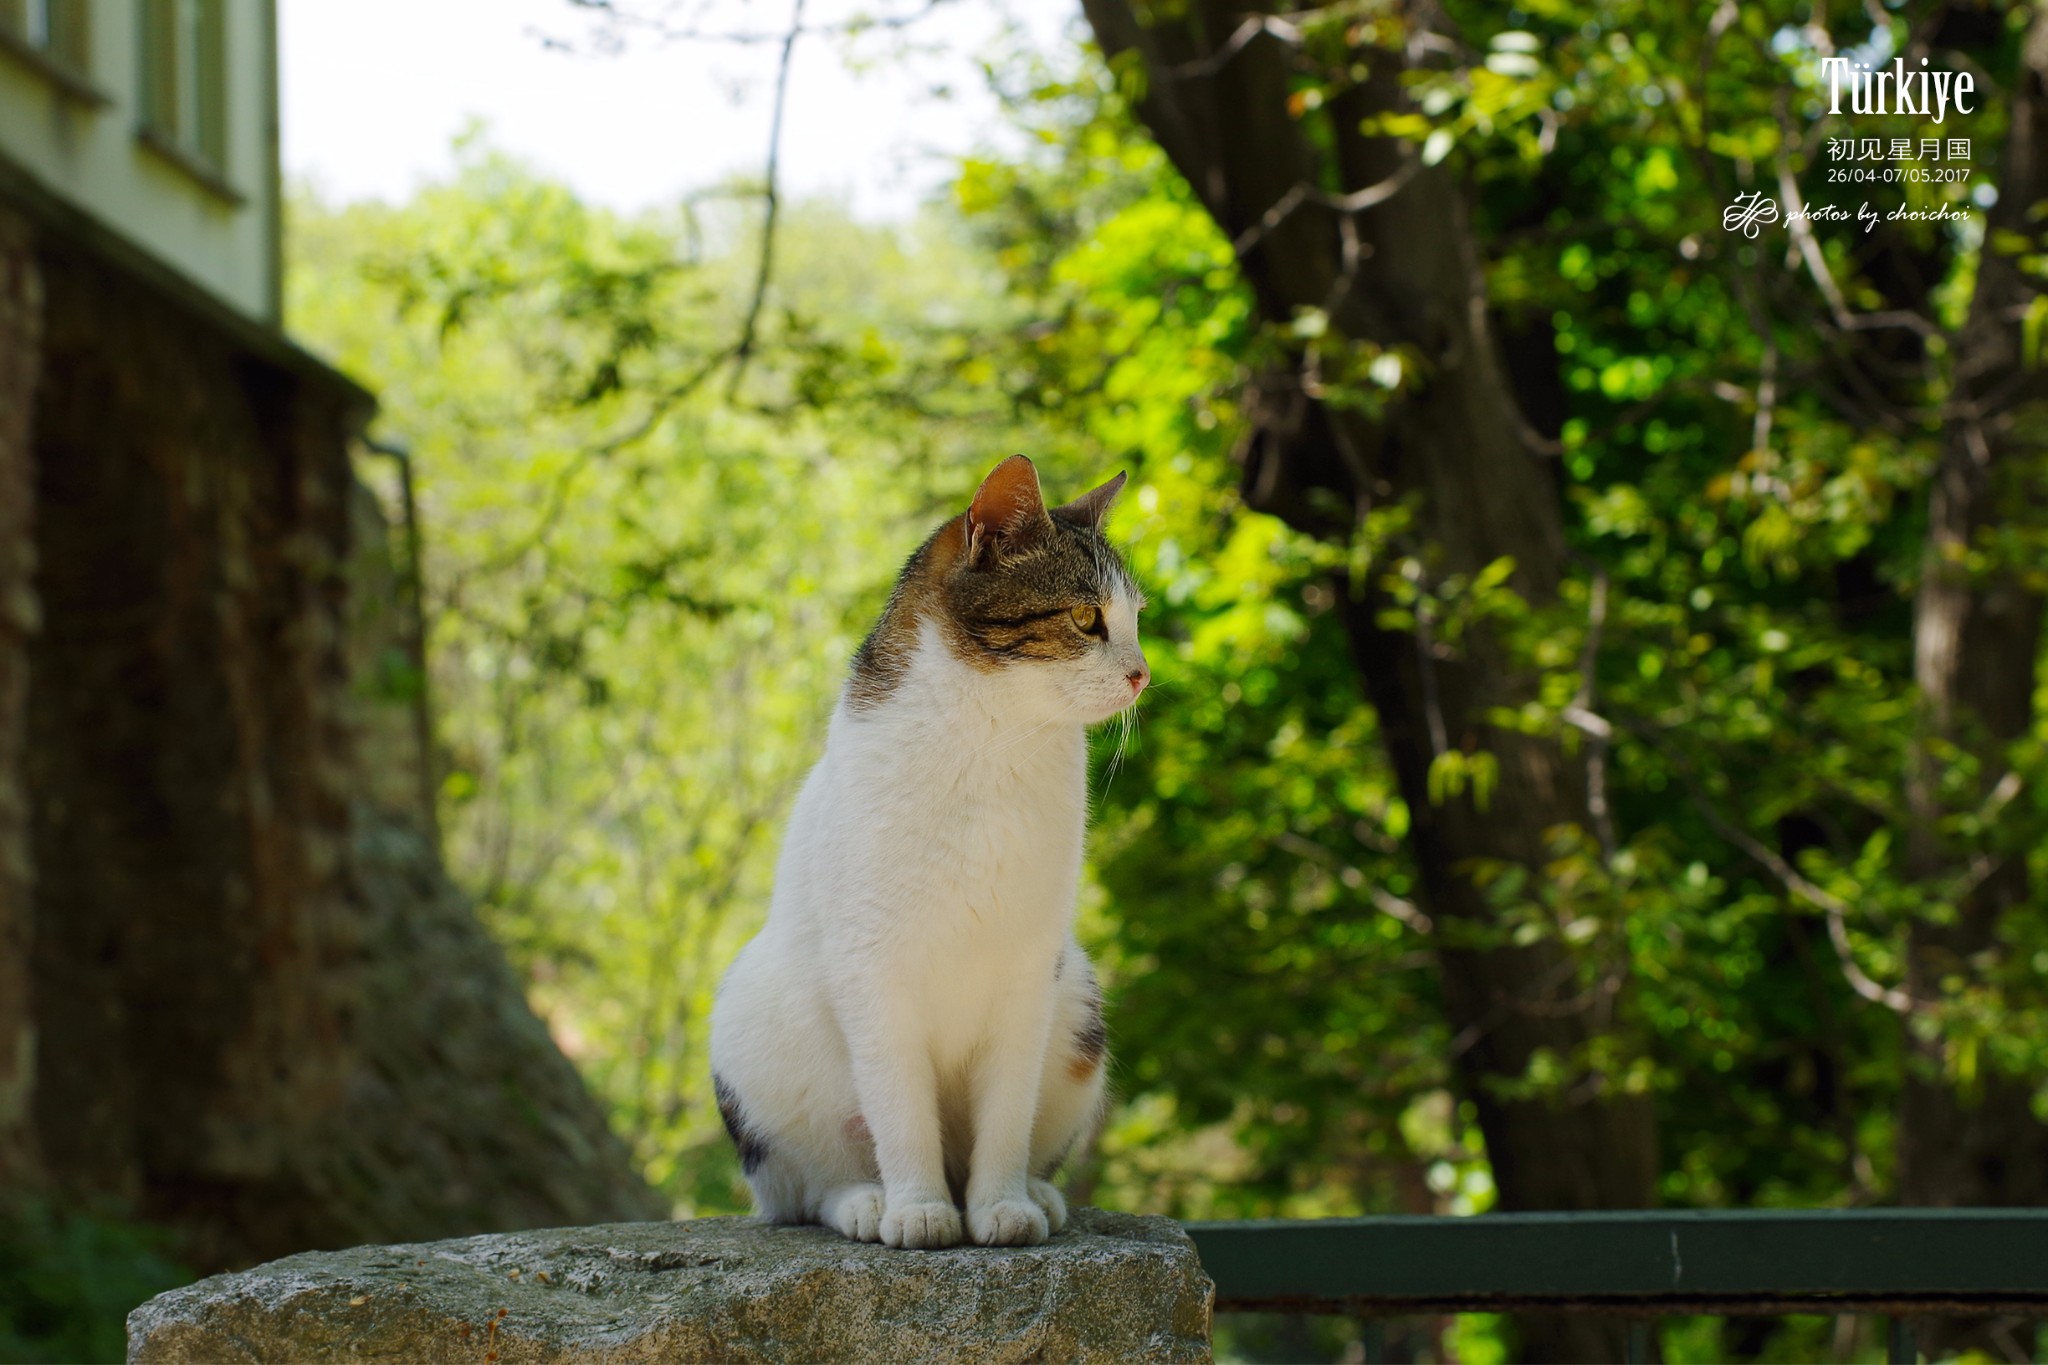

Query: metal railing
1186;1209;2048;1363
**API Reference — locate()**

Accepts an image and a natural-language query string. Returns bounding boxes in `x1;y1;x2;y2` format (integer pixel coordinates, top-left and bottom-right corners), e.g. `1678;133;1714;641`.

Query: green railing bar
1186;1209;2048;1316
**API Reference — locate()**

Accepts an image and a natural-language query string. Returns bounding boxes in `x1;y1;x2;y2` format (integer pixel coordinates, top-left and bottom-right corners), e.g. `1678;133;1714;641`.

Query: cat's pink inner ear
967;455;1051;556
1052;471;1127;529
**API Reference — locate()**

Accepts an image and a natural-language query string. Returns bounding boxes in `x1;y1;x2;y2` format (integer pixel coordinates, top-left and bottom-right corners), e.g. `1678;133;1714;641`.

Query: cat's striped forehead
959;515;1141;615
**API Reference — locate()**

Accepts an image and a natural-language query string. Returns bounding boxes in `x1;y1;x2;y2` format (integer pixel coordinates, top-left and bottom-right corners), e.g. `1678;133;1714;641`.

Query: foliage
1431;0;2048;1209
923;0;2048;1256
0;1204;187;1365
290;144;1109;1209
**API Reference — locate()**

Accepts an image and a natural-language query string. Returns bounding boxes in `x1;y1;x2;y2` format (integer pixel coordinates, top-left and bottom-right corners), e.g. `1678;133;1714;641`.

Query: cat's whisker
1003;721;1077;782
1096;705;1139;800
965;715;1063;768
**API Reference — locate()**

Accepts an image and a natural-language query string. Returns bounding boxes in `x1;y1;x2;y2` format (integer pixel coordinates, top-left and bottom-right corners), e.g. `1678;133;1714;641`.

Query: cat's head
852;456;1150;724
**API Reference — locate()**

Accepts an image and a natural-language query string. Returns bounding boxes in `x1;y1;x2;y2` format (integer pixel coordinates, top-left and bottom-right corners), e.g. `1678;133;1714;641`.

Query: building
1;0;282;321
0;0;373;1220
0;0;654;1272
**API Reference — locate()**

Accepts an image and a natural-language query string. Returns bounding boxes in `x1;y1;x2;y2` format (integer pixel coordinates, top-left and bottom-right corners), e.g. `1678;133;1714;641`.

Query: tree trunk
8;210;659;1270
1899;16;2048;1359
1078;4;1654;1357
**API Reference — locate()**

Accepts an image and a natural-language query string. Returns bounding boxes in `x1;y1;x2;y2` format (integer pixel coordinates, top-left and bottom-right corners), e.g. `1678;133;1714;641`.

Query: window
0;0;92;74
139;0;224;171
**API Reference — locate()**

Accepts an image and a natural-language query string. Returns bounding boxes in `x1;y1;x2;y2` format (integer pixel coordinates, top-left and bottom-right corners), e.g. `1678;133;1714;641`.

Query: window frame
137;0;233;193
0;0;105;103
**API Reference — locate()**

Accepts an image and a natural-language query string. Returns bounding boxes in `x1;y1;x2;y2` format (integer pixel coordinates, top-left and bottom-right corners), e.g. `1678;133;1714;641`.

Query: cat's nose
1127;665;1150;695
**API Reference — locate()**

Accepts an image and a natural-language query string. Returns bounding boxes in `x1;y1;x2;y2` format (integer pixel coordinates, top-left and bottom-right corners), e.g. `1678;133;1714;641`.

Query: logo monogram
1722;191;1780;238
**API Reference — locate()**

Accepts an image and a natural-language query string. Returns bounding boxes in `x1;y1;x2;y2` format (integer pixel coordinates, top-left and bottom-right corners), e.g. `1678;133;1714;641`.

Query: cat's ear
1051;471;1127;531
965;455;1053;564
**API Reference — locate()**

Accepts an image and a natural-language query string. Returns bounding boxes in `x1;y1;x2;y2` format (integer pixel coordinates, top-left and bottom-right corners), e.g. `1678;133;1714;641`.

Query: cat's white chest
828;710;1086;925
921;739;1084;920
890;751;1084;1054
787;664;1089;1047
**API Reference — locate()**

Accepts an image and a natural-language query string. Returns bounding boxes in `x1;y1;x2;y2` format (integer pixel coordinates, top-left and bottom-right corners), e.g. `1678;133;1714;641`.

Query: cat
707;455;1149;1248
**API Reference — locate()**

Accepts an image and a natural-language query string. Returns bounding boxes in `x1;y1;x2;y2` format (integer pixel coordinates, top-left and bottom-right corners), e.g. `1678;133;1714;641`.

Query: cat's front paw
1026;1178;1068;1233
969;1197;1051;1246
881;1199;963;1249
820;1182;886;1242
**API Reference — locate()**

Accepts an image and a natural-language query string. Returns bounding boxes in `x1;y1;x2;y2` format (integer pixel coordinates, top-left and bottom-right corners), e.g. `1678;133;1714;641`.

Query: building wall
27;221;360;1219
0;0;278;322
0;205;42;1191
0;190;661;1272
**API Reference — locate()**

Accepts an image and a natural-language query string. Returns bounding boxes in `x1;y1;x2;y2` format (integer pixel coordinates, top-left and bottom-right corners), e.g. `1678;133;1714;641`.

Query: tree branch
1156;13;1301;80
1568;568;1617;864
1229;156;1420;260
546;0;948;49
1574;709;1920;1015
726;0;805;400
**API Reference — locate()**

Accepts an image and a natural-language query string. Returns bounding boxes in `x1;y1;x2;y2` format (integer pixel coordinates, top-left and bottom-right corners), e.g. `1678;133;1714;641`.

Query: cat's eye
1070;604;1104;637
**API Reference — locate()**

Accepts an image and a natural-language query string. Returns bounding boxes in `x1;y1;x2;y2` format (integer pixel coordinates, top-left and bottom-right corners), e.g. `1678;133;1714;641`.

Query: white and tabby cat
708;455;1148;1248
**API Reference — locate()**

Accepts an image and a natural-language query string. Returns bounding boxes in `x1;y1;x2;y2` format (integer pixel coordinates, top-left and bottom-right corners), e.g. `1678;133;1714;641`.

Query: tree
1895;10;2048;1356
1070;4;1654;1354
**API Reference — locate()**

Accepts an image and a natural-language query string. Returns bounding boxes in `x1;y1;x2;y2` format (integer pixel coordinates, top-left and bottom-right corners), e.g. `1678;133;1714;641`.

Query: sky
279;0;1077;221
